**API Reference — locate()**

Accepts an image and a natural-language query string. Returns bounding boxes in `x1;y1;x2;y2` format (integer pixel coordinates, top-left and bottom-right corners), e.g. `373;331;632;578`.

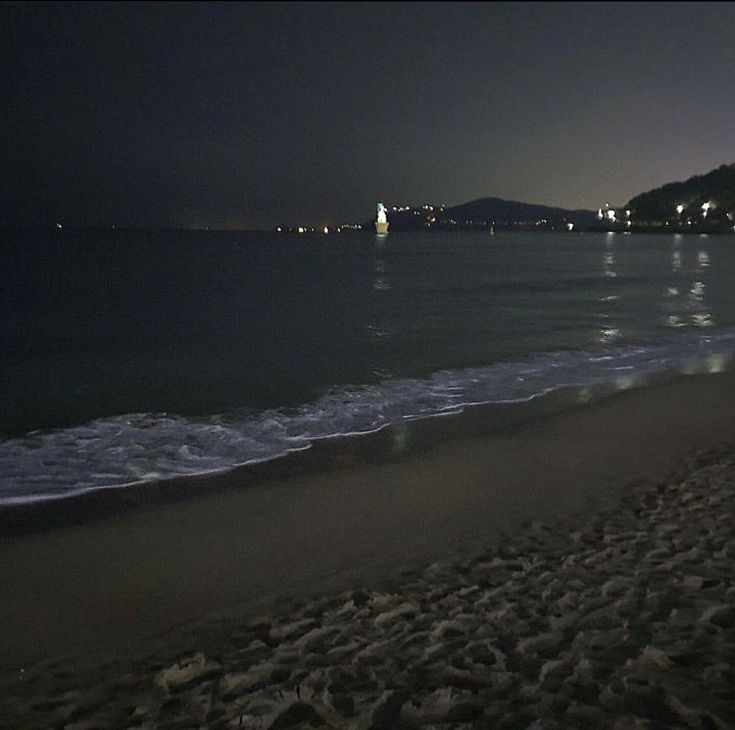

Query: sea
2;228;735;507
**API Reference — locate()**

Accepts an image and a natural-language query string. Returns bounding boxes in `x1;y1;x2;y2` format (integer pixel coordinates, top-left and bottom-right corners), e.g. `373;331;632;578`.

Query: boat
375;202;389;235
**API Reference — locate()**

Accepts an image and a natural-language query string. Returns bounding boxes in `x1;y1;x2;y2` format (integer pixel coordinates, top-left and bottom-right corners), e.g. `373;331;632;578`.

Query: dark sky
2;2;734;229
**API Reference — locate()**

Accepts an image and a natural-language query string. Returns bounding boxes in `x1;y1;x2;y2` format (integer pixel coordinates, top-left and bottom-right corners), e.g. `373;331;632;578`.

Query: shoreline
5;332;735;524
0;361;726;538
2;370;735;726
0;378;615;537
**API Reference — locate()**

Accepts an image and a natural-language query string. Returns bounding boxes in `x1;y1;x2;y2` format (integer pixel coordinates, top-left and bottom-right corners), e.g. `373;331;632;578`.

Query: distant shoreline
4;224;734;236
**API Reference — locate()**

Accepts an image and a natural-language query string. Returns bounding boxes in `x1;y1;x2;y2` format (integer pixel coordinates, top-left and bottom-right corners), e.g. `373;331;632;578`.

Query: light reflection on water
689;281;705;304
391;425;410;454
603;251;617;278
706;353;728;373
662;239;714;331
577;386;592;404
665;315;686;329
680;352;728;375
599;236;621;343
615;373;641;391
692;312;714;328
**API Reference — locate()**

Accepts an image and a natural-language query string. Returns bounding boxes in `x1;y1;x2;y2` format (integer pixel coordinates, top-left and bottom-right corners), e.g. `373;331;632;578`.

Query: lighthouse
375;202;389;235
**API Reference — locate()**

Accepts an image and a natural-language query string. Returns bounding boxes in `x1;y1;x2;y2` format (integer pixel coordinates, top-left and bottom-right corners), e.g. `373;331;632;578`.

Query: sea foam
1;332;734;505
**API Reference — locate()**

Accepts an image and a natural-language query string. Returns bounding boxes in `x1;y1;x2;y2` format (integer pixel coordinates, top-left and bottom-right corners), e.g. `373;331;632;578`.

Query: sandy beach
7;2;735;728
1;371;735;728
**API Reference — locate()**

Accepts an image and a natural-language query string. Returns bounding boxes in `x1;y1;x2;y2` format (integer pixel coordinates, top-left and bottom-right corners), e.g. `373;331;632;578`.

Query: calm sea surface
2;228;735;504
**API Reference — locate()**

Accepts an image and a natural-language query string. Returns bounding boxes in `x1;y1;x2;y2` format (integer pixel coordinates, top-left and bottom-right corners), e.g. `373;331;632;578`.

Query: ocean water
2;228;735;505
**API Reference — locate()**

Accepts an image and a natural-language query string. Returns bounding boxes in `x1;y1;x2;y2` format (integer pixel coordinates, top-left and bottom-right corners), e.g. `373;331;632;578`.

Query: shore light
323;227;329;234
676;204;684;215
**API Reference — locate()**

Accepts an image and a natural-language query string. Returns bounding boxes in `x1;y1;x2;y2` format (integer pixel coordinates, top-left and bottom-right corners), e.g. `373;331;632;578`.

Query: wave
2;331;735;506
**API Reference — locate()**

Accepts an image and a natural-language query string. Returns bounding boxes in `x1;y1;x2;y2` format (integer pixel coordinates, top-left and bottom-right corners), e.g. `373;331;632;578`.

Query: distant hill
371;197;598;232
443;197;598;230
626;163;735;231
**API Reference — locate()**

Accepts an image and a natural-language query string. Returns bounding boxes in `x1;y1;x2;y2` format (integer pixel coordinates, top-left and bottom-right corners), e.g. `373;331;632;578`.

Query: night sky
3;2;734;229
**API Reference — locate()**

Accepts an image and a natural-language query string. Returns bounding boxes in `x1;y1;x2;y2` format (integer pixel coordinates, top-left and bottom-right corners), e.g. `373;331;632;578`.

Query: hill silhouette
626;163;735;230
373;198;597;231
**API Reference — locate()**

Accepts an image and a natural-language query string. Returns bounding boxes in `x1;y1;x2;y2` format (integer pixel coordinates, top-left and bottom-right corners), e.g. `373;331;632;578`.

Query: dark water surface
3;228;735;504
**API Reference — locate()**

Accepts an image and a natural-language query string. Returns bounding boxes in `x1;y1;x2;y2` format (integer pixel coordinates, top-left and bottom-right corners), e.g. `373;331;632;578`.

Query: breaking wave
2;332;735;506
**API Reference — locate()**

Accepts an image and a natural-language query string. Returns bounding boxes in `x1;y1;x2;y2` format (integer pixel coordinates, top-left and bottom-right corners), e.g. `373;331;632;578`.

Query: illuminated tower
375;202;389;235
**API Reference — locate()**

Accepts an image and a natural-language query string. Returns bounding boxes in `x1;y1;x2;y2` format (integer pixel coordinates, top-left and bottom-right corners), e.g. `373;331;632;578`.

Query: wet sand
1;371;735;727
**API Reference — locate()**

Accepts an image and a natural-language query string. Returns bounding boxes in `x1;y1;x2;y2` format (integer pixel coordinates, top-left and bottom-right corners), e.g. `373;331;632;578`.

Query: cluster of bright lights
278;225;342;234
598;202;618;224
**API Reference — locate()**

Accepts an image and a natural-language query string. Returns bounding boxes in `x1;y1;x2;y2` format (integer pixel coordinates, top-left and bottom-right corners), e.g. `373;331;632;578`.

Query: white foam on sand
2;331;734;505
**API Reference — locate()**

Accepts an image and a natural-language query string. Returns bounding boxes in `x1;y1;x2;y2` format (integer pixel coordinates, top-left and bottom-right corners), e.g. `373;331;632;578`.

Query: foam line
2;331;734;506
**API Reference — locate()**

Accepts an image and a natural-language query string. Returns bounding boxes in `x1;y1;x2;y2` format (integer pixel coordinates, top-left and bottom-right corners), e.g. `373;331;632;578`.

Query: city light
676;204;684;215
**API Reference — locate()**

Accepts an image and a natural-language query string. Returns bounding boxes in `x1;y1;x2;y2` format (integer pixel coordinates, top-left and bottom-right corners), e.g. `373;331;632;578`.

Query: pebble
154;653;221;693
